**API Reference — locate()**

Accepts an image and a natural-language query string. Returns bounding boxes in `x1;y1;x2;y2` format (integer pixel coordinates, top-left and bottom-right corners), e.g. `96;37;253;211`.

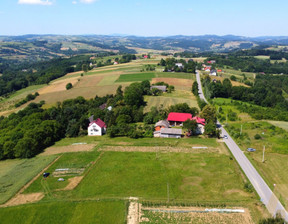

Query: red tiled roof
89;118;106;128
167;112;192;122
192;116;206;126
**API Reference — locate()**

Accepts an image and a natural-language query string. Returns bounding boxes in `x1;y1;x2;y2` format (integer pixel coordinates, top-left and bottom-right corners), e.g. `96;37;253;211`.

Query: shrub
254;134;261;140
66;83;73;90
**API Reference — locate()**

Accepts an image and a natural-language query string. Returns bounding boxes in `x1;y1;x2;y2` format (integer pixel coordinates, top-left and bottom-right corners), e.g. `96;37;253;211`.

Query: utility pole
226;113;228;125
262;145;265;163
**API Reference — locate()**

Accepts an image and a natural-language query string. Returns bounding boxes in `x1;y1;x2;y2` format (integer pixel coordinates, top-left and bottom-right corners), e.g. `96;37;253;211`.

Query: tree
200;105;217;123
222;78;232;97
192;81;199;96
183;119;198;136
230;75;237;81
124;82;144;107
82;64;88;73
204;121;217;137
66;83;73;90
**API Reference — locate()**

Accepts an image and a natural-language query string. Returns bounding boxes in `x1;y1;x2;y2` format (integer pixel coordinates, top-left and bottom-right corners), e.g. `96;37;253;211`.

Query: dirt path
40;144;96;156
100;146;219;153
0;156;61;207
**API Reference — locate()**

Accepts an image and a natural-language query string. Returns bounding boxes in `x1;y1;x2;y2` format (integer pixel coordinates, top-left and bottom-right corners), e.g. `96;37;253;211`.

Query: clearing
40;144;96;156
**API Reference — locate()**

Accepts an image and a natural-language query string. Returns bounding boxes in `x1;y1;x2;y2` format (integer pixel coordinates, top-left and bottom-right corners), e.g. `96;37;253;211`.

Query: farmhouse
175;63;183;68
192;117;206;134
167;112;192;126
150;85;167;92
157;128;182;138
155;120;170;131
88;118;107;136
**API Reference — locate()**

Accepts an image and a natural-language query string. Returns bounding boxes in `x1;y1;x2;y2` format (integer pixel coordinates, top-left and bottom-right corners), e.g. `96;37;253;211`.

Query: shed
159;128;182;138
150;85;167;92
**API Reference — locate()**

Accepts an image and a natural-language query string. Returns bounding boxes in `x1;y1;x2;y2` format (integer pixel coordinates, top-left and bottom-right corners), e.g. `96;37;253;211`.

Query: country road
196;71;288;222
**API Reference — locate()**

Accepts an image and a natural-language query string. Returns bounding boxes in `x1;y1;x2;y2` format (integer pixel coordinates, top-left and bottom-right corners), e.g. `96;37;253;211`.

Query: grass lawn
66;151;253;202
0;200;126;224
24;152;100;194
0;155;57;204
115;72;155;82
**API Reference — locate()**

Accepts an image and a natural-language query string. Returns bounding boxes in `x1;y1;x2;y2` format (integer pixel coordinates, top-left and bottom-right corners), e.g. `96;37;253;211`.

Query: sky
0;0;288;37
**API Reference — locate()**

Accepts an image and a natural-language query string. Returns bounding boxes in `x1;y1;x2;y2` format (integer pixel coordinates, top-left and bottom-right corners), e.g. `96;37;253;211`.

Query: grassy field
24;152;100;194
61;151;253;202
144;94;198;113
115;72;155;82
0;200;126;224
0;155;57;204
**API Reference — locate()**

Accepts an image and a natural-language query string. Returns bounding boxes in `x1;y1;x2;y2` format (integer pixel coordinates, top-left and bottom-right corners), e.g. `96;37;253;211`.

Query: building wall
88;124;103;136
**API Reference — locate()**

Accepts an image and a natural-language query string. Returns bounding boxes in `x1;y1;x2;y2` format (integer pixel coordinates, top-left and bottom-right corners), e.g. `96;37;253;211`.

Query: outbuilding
88;118;107;136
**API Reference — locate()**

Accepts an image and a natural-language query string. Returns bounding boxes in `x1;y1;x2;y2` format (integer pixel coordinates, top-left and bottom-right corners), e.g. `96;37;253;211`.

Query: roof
155;120;169;128
151;85;167;91
89;118;106;128
167;112;192;122
192;116;206;126
160;128;182;135
99;103;107;110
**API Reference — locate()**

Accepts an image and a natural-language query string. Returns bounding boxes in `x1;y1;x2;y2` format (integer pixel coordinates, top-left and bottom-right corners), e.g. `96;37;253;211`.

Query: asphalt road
196;71;288;222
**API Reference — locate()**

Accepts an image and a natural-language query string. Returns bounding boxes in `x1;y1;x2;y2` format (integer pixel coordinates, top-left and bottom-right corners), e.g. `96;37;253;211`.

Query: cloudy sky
0;0;287;37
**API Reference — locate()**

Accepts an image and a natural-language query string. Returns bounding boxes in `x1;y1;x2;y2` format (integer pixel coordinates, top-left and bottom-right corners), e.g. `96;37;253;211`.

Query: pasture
0;200;126;224
67;151;253;202
115;72;155;82
0;155;57;204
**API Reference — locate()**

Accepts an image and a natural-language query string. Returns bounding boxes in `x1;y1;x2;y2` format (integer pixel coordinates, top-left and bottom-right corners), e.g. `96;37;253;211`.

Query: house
217;69;223;73
210;69;217;76
167;112;192;126
207;60;216;64
150;85;167;92
158;128;182;138
175;63;184;69
192;117;206;134
114;61;119;65
88;118;107;136
143;55;148;59
155;120;169;131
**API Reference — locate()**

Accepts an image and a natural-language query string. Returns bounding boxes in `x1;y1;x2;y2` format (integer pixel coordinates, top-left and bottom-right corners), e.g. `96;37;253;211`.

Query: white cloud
187;8;193;12
18;0;53;5
72;1;77;4
80;0;98;3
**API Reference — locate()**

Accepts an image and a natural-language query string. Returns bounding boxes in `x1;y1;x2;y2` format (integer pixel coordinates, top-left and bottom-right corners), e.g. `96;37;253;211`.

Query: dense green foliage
202;75;288;112
208;54;288;74
160;58;197;73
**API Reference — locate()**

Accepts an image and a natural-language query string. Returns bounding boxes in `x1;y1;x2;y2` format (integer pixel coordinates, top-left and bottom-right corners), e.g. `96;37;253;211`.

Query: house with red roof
88;118;107;136
167;112;193;126
192;116;206;134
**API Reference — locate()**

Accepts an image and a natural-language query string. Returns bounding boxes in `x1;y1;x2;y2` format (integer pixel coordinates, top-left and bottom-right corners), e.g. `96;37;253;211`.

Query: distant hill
1;34;288;62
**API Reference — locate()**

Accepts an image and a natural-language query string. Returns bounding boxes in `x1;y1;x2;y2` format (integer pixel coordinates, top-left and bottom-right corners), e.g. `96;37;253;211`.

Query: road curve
196;71;288;222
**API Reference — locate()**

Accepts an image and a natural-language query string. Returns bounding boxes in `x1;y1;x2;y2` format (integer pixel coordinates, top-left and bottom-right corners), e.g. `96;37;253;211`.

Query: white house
88;118;107;136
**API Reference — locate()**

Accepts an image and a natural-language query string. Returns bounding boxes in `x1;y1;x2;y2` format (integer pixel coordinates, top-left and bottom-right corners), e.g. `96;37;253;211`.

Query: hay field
0;155;57;204
208;75;250;87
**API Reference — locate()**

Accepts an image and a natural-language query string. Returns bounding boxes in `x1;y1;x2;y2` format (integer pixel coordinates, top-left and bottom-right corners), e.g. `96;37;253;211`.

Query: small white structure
210;69;217;76
88;118;107;136
157;128;182;138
